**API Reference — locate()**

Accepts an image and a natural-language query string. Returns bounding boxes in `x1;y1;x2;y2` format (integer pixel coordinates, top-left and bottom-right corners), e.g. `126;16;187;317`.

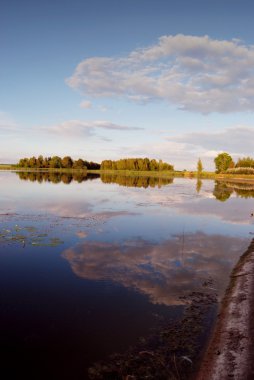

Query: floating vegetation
0;225;64;248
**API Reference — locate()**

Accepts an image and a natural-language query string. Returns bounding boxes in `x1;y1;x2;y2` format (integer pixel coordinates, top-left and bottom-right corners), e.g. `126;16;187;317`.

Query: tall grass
226;167;254;175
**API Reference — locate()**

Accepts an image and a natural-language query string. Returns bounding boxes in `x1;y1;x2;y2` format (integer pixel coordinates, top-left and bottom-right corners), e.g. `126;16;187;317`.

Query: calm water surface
0;171;253;378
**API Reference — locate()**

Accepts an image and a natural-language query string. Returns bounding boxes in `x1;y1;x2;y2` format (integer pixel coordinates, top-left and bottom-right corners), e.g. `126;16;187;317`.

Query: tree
236;156;254;168
73;158;86;169
197;158;203;177
61;156;73;168
100;158;173;172
28;156;37;168
49;156;62;168
214;152;233;173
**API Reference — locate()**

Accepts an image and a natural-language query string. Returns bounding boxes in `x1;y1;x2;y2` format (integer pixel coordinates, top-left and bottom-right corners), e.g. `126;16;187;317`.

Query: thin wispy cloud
42;119;143;137
172;126;254;155
67;34;254;113
117;125;254;170
0;112;19;135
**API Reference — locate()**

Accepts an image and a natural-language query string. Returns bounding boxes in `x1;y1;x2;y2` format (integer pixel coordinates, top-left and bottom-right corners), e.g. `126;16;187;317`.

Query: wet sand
197;239;254;380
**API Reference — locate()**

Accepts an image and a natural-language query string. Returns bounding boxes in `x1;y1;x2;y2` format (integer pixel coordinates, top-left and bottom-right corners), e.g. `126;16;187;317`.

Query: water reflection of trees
213;181;234;201
100;174;174;188
213;180;254;200
16;171;100;184
223;181;254;198
196;178;202;193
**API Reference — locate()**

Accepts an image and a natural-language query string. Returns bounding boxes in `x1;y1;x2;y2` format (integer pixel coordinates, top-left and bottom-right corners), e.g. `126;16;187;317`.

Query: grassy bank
89;169;215;179
0;165;88;174
89;169;254;181
2;165;254;181
0;164;15;170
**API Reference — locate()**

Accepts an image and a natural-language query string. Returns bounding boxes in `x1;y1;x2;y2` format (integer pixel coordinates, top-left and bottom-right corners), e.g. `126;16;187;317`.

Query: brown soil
197;239;254;380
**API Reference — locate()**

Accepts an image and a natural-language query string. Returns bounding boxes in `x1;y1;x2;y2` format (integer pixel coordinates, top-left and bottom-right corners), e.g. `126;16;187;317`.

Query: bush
226;167;254;175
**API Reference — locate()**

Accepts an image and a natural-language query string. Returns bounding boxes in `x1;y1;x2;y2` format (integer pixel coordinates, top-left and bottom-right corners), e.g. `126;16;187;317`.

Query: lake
0;171;253;379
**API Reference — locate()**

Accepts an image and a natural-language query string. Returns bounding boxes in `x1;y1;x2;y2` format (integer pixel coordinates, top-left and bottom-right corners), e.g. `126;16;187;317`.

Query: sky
1;0;254;170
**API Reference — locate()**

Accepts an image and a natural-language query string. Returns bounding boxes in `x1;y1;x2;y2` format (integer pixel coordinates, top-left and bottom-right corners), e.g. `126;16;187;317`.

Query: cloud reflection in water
63;232;248;306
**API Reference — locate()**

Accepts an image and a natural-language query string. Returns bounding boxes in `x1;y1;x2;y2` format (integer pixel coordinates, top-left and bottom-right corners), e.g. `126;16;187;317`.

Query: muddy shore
197;239;254;380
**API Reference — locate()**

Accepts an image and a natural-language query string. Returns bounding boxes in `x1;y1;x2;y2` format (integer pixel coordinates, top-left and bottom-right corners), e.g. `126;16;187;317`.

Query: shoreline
197;239;254;379
2;166;254;182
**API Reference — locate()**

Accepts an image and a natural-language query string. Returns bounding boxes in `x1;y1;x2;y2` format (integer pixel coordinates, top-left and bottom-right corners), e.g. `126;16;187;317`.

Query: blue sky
1;0;254;169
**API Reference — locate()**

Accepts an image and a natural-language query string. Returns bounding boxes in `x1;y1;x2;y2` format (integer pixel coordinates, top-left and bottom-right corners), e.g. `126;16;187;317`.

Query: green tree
236;156;254;168
61;156;73;168
28;156;37;168
43;157;50;168
214;152;233;173
49;156;62;168
37;155;44;168
73;158;86;169
197;158;203;177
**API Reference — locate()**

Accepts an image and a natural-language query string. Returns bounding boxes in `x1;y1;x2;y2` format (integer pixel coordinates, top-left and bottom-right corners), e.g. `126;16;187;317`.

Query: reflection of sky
63;232;248;305
1;172;253;304
2;173;253;235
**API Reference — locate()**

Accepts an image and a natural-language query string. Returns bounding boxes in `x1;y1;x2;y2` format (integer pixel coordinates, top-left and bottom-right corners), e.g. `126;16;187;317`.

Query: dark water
0;171;254;379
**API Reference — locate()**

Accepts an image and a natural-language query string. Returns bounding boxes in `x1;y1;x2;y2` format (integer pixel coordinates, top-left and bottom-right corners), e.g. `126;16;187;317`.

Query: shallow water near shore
0;171;254;378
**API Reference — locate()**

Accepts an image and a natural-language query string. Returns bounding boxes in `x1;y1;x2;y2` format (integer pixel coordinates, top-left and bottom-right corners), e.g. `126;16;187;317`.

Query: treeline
101;158;174;171
16;171;100;184
213;180;254;201
100;174;173;188
227;157;254;174
235;157;254;168
17;155;100;170
214;153;254;174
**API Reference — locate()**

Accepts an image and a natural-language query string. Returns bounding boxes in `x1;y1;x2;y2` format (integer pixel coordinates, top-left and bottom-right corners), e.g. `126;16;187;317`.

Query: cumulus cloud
66;34;254;113
43;119;143;137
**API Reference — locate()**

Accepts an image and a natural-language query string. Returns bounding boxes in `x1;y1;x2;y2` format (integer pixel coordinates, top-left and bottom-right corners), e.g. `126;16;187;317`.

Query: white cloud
67;34;254;113
42;119;143;137
80;100;92;109
172;126;254;156
120;140;202;170
117;125;254;170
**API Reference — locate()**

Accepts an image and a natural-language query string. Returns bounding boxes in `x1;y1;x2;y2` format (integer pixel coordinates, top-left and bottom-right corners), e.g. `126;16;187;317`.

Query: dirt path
197;239;254;380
